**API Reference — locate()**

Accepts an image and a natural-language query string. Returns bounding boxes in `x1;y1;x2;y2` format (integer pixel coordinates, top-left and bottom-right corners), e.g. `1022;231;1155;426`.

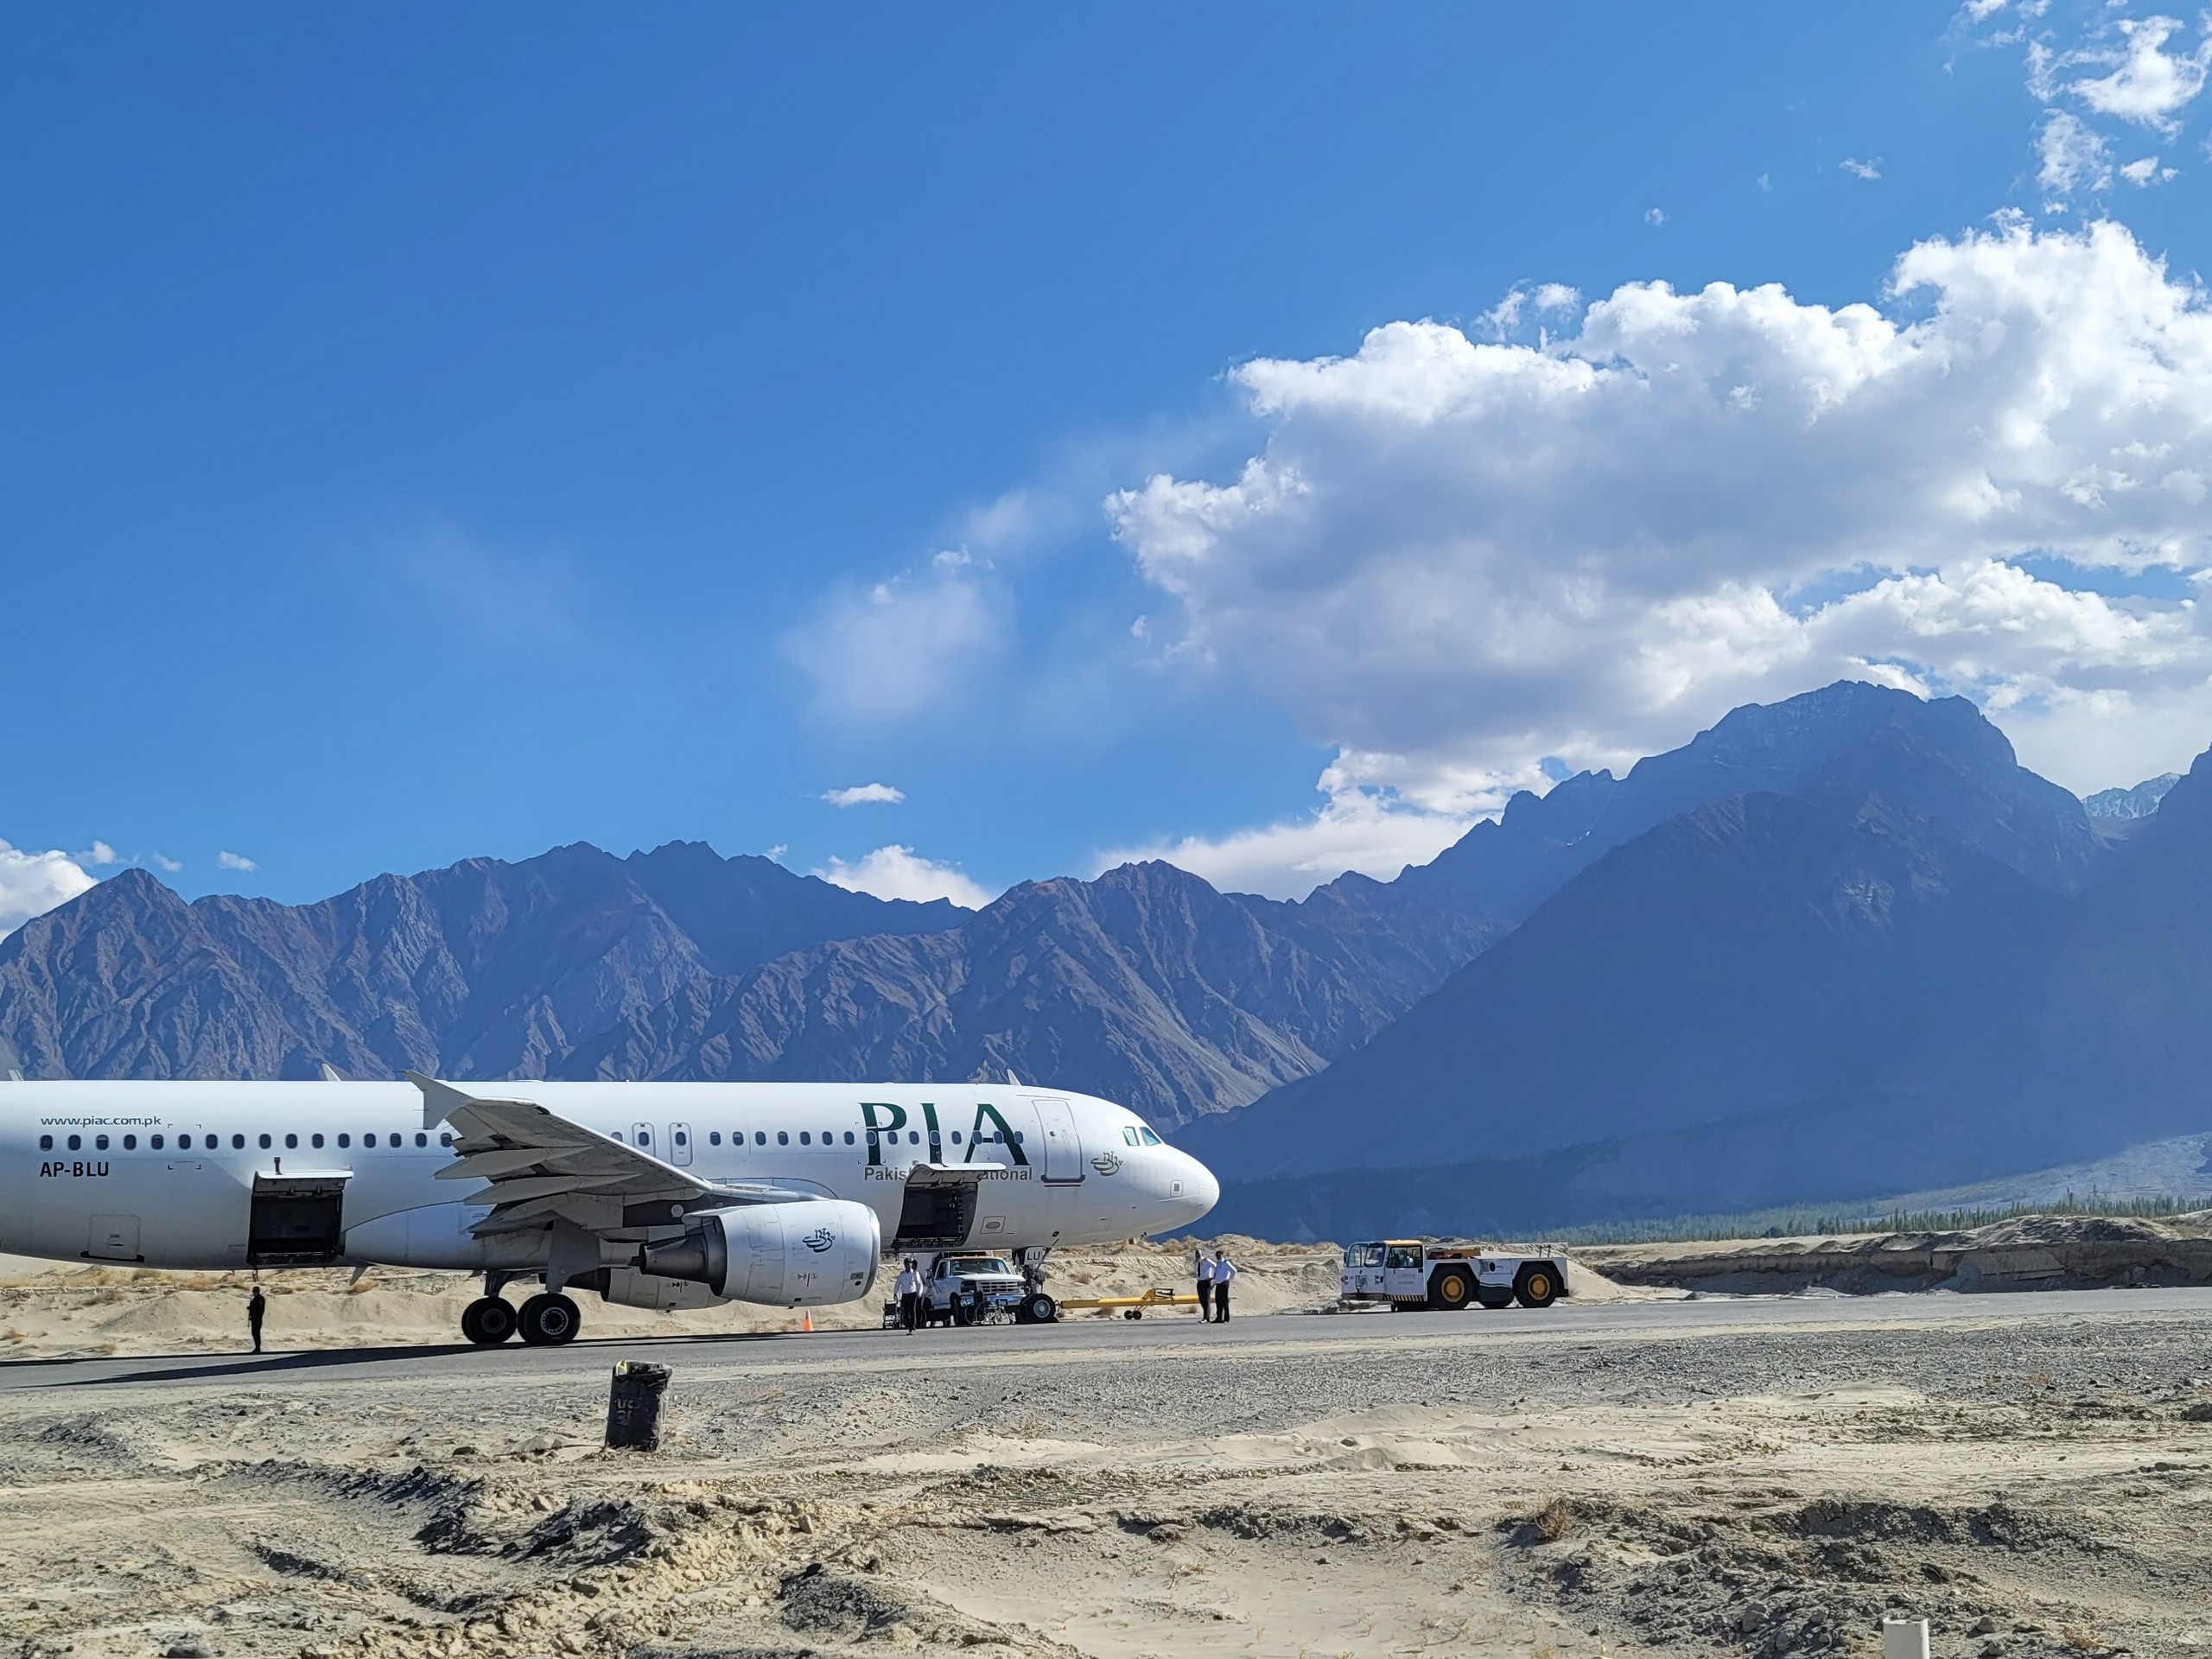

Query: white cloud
787;556;1009;722
0;842;96;938
1841;156;1884;180
1643;207;1667;226
822;782;906;807
2038;109;2113;198
150;853;183;874
78;841;118;867
216;850;258;873
1106;219;2212;821
2069;14;2212;134
812;845;991;908
2119;154;2179;184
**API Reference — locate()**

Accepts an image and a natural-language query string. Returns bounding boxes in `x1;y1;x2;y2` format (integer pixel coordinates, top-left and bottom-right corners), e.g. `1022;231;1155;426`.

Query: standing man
246;1284;267;1353
1194;1246;1213;1322
894;1258;924;1333
1211;1249;1237;1324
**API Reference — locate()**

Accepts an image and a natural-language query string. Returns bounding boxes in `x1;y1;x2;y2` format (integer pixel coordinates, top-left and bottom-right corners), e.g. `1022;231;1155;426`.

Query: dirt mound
1583;1211;2212;1295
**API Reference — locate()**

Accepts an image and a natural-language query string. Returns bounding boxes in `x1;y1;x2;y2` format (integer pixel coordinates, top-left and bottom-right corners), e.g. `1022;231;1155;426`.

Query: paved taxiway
10;1283;2208;1395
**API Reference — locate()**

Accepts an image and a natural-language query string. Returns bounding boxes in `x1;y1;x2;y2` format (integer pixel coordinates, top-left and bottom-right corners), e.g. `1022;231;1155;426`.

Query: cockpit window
1122;1126;1141;1146
1139;1128;1163;1146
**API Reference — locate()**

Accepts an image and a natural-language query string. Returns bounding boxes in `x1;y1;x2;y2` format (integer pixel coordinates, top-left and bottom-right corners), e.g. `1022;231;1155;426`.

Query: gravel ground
4;1298;2210;1659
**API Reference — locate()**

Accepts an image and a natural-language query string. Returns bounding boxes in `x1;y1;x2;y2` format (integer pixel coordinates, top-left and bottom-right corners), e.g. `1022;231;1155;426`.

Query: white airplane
0;1071;1218;1345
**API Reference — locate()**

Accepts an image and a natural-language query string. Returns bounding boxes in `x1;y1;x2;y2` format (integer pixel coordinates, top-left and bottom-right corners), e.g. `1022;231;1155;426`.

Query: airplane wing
408;1072;817;1240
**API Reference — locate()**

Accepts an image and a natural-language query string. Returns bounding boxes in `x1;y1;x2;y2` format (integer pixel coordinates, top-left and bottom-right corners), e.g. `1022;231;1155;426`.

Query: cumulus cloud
216;850;258;873
79;841;118;867
2120;154;2178;184
1840;156;1884;180
0;842;96;938
1643;207;1666;226
812;845;991;908
149;853;183;874
2069;14;2212;135
2037;110;2113;199
1106;219;2212;870
787;554;1009;722
822;782;906;807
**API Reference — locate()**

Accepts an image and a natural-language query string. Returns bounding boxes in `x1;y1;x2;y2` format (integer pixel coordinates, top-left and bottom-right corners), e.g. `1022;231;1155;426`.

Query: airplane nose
1176;1150;1220;1225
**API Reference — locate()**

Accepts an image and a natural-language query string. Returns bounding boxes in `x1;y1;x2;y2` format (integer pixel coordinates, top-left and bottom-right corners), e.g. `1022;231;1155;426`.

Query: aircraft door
669;1122;695;1166
1028;1096;1084;1184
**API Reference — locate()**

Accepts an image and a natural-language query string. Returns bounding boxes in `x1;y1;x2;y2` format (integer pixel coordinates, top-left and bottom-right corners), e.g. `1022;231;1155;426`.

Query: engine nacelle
637;1198;880;1307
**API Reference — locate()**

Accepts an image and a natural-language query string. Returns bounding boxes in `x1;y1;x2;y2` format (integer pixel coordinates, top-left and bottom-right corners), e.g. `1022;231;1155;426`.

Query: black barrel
605;1361;671;1450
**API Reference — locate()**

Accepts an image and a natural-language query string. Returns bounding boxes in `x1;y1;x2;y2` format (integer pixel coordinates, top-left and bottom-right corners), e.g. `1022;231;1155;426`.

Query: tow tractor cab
1340;1240;1568;1311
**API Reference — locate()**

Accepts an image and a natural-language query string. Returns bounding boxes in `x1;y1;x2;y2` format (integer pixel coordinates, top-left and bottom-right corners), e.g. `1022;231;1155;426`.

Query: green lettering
965;1103;1028;1166
859;1102;908;1167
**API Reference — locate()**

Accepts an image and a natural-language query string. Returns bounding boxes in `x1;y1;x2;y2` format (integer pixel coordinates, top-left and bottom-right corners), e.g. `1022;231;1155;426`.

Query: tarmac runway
9;1282;2209;1395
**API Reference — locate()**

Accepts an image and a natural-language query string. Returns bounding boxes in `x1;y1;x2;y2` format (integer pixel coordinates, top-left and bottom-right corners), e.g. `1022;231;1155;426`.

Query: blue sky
6;3;2212;924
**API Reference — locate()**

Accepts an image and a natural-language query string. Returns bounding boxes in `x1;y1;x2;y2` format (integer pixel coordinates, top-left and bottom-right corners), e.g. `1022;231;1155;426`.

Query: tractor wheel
1513;1265;1560;1309
1428;1268;1473;1311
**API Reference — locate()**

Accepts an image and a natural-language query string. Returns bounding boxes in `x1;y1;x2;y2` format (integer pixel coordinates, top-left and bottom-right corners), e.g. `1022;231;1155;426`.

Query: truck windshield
945;1257;1014;1276
1348;1243;1386;1267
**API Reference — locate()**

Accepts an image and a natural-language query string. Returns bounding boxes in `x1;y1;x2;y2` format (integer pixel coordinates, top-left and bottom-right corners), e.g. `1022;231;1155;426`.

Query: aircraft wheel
518;1292;582;1345
462;1296;517;1346
1514;1267;1559;1309
1020;1293;1058;1325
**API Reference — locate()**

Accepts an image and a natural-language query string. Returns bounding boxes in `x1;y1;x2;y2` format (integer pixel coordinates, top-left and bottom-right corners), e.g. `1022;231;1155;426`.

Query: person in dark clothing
246;1286;267;1353
894;1258;924;1333
1211;1249;1237;1323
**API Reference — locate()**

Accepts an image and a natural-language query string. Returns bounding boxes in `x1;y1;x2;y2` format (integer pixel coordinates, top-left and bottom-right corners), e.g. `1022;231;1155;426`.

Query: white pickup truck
881;1253;1060;1327
1340;1239;1568;1311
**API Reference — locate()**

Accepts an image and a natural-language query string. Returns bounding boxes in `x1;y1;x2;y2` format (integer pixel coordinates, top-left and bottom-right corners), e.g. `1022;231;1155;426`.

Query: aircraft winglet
407;1069;475;1131
320;1063;344;1084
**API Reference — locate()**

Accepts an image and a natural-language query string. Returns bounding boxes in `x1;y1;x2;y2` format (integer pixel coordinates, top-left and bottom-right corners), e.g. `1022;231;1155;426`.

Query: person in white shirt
893;1259;924;1333
1211;1249;1237;1323
1195;1247;1214;1321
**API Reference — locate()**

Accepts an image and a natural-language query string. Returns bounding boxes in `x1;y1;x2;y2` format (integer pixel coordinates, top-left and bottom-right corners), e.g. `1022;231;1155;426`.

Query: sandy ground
3;1265;2209;1659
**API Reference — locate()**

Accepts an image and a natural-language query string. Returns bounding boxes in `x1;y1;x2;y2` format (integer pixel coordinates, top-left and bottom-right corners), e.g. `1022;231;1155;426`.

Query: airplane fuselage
0;1079;1218;1273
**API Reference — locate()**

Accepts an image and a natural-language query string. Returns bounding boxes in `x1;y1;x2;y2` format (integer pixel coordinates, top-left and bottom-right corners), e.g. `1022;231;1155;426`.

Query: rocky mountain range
7;679;2209;1233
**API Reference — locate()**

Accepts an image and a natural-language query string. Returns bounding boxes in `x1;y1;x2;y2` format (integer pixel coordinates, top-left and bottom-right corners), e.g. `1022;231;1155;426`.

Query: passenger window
232;1134;245;1150
258;1134;271;1149
754;1131;765;1145
67;1134;81;1151
950;1130;962;1144
440;1132;453;1147
674;1129;688;1147
312;1133;325;1149
38;1135;51;1150
365;1133;378;1148
709;1131;721;1146
179;1134;193;1150
415;1132;428;1147
152;1135;165;1150
844;1130;855;1145
285;1133;298;1149
1013;1131;1024;1144
912;1130;923;1144
124;1135;137;1150
778;1131;789;1146
612;1130;624;1142
95;1134;109;1150
639;1129;652;1147
799;1132;810;1145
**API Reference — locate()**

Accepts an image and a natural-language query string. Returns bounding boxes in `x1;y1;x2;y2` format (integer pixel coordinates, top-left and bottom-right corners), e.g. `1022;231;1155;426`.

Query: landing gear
1015;1292;1058;1325
518;1292;582;1346
461;1296;518;1346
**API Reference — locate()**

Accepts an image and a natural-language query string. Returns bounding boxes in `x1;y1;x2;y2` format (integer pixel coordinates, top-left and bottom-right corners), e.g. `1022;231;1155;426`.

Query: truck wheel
1021;1292;1058;1325
1427;1268;1474;1311
1514;1266;1560;1309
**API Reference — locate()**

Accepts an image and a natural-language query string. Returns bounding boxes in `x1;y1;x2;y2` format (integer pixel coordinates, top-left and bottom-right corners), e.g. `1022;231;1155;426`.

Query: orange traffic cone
802;1312;814;1332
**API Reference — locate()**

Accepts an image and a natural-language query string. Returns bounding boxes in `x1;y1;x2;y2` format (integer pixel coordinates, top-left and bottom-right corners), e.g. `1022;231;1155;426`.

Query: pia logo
800;1226;836;1253
1090;1152;1122;1176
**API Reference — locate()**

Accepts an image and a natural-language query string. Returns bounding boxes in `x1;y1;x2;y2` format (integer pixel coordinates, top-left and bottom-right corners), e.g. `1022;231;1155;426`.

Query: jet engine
637;1198;880;1307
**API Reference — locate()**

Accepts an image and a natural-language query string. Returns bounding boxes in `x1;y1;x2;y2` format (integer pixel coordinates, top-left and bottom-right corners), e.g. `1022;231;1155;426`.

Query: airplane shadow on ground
9;1327;834;1388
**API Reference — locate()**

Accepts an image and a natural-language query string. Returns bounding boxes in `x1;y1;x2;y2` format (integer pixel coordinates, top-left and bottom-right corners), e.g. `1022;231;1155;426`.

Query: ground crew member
1211;1249;1236;1323
246;1285;267;1353
1195;1247;1213;1320
894;1258;924;1333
